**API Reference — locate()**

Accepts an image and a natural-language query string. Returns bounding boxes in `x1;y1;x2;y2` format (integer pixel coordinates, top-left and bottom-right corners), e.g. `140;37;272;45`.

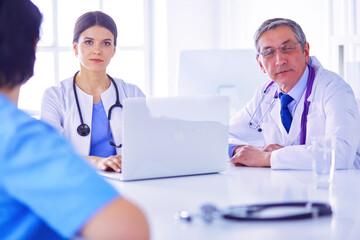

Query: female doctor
228;18;360;170
41;11;145;172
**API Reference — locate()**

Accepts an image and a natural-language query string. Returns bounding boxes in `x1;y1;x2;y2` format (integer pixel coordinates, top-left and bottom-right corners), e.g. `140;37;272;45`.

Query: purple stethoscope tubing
250;65;315;145
300;65;315;144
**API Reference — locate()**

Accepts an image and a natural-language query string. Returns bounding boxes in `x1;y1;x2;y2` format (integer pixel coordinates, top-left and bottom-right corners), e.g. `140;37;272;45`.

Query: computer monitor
177;49;269;116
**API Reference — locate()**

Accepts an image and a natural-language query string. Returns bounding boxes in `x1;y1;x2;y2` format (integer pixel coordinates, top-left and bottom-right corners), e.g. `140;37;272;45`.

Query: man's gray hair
254;18;307;55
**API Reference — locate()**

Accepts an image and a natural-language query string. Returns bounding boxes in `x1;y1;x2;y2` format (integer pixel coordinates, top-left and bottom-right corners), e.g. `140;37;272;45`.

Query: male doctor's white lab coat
228;56;360;170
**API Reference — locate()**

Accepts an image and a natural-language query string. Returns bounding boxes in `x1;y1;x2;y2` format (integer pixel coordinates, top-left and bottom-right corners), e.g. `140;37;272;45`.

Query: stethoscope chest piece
77;123;90;136
73;71;123;148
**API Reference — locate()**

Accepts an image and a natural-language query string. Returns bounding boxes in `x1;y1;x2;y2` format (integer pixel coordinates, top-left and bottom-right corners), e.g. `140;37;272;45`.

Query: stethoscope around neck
248;81;278;133
248;65;315;145
73;71;123;148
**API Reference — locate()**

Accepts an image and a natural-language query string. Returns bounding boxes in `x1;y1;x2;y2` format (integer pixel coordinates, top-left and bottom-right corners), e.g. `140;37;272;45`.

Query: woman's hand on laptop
88;155;122;173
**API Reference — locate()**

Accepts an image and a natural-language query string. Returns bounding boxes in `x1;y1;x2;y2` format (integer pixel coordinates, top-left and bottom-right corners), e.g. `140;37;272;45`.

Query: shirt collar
284;66;309;104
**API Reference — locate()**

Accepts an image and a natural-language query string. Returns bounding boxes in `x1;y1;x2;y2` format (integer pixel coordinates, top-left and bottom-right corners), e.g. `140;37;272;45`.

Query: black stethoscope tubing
73;71;123;148
176;201;332;223
222;202;332;221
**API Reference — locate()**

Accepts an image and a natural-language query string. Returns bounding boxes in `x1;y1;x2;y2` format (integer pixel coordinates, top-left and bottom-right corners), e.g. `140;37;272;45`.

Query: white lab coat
41;77;145;156
229;56;360;169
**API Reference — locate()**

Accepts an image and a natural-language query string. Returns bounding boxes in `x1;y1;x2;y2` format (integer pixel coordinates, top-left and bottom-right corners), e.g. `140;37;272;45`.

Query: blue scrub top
0;94;119;239
89;100;117;157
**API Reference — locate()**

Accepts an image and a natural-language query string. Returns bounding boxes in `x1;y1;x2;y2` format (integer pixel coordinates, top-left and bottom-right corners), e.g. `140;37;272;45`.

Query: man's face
256;26;309;93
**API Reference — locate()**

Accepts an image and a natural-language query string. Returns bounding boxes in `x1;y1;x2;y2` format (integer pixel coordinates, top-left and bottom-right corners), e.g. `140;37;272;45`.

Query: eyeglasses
258;41;301;58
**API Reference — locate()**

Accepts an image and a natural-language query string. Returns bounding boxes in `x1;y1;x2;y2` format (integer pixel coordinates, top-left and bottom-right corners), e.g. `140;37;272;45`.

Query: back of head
0;0;42;89
73;11;118;46
254;18;307;55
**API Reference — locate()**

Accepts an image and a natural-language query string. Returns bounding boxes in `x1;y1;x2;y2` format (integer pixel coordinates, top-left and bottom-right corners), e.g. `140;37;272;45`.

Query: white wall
152;0;331;97
329;0;360;97
219;0;330;64
153;0;222;97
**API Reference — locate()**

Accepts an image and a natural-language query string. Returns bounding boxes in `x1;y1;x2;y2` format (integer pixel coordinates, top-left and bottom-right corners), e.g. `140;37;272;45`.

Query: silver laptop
98;95;229;181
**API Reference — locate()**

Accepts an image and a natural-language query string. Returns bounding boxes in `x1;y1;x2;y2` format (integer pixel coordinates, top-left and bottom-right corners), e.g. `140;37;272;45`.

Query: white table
107;164;360;240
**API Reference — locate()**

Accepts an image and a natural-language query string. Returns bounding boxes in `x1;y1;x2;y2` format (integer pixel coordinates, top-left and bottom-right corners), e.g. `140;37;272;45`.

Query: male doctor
229;18;360;169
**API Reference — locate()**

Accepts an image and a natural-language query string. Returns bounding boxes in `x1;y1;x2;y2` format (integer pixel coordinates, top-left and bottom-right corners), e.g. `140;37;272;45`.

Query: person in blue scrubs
0;0;149;239
41;11;145;173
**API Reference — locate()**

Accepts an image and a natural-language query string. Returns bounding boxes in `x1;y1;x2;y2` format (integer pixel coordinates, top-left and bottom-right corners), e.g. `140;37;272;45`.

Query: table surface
107;164;360;240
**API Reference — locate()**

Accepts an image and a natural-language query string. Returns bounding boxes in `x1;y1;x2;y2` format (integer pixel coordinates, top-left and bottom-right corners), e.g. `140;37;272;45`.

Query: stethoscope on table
248;65;315;145
73;71;123;148
176;201;332;223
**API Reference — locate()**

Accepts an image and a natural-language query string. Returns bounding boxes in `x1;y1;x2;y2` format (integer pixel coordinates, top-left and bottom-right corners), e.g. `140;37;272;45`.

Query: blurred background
22;0;360;116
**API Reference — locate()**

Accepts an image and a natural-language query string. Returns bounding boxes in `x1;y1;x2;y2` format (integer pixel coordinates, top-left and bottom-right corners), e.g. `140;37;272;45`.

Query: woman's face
73;25;116;73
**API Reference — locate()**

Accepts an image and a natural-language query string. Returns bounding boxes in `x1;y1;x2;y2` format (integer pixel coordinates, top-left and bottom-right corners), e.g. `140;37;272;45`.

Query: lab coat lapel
287;93;305;145
288;64;319;145
74;86;93;155
269;98;288;137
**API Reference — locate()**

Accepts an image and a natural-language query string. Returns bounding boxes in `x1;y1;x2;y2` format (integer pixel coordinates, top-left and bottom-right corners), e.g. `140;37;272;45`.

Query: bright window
20;0;149;116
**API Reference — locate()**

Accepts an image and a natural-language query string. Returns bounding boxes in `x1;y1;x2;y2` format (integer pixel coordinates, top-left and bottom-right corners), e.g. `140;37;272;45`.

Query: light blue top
282;66;309;116
0;93;119;239
89;100;117;157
